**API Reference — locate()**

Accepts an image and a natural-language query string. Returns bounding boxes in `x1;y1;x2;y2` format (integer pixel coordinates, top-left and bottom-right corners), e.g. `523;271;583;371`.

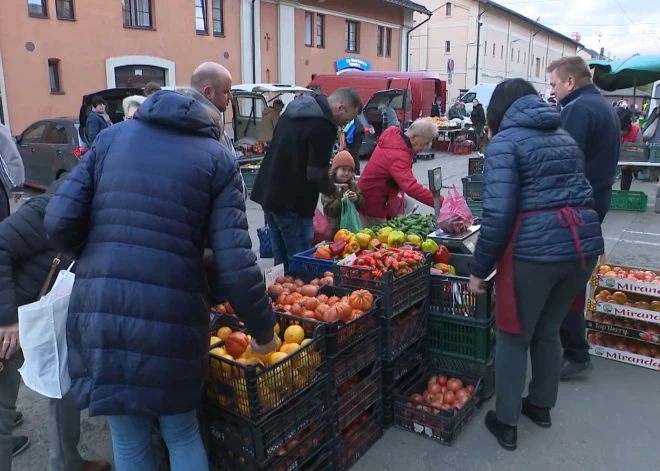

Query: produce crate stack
201;313;335;470
461;174;483;218
468;156;484;175
426;252;496;401
585;262;660;371
382;340;427;428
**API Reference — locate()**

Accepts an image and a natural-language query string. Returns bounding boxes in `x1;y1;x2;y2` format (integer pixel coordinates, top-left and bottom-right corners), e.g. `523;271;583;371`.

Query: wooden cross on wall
264;33;271;52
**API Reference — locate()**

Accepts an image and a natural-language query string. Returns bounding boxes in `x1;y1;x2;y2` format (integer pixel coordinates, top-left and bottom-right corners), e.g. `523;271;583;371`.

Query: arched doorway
114;65;166;88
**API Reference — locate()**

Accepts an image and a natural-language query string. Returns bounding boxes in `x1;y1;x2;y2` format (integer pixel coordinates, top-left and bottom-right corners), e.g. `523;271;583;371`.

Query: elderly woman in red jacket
616;107;643;191
357;117;441;227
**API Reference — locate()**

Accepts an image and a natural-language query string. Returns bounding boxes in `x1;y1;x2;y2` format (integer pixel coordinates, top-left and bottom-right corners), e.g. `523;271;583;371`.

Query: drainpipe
251;0;257;83
405;13;433;72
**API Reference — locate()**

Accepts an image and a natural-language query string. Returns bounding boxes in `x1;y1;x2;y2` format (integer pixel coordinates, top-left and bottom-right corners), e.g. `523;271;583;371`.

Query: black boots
485;410;517;451
521;397;552;428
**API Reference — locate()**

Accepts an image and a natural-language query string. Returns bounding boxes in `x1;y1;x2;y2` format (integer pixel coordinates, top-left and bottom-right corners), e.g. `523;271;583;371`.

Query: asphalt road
11;153;660;471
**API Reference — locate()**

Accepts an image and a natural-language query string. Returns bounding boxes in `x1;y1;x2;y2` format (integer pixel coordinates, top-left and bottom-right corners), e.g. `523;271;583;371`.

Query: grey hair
408;117;439;140
122;95;146;115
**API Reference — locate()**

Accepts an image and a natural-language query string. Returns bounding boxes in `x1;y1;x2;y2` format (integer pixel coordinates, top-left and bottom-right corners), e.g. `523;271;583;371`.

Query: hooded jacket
251;93;339;217
0;178;70;327
357;127;438;219
44;90;276;417
470;95;604;279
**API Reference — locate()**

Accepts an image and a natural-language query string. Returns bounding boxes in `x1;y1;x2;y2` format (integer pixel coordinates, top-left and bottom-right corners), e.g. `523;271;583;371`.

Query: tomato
440;403;453;411
427;383;442;395
443;391;455;405
455;389;469;399
410;394;424;403
447;378;463;392
437;375;448;386
466;385;475;394
428;376;439;387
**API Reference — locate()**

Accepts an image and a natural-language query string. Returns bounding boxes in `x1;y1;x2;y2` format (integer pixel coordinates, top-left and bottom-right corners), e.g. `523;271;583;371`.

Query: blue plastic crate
291;245;336;277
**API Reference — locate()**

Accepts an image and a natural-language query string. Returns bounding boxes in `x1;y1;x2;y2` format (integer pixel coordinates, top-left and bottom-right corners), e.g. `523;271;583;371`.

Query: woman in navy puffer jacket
44;90;277;471
468;79;604;451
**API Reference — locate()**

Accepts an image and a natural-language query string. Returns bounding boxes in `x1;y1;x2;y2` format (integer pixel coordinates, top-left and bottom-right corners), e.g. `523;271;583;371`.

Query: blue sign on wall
336;57;372;72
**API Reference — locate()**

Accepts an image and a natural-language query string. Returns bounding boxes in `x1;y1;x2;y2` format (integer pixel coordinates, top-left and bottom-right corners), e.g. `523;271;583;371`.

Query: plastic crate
205;314;327;422
335;359;382;430
334;255;431;319
452;145;471;156
335;402;383;471
430;353;495;401
428;254;495;321
619;143;649;162
427;313;496;362
609;190;648;212
383;341;428;429
290;246;336;278
381;300;428;361
467;198;482;218
201;381;332;470
393;366;483;446
468;157;484;175
330;330;380;388
240;166;260;189
650;143;660;163
461;174;483;201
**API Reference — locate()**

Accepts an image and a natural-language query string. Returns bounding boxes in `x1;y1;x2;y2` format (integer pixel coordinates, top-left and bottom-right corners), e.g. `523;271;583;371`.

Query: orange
268;352;288;365
216;327;232;340
279;343;300;355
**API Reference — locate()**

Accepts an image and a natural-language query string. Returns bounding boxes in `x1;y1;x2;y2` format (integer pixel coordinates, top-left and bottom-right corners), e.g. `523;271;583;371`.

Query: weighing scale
425;166;481;255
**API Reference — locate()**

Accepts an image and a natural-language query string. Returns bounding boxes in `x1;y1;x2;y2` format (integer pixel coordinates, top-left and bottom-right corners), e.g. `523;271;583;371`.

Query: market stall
430;116;469;154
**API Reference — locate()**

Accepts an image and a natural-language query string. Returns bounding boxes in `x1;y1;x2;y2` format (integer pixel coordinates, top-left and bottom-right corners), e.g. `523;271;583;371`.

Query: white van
460;84;497;114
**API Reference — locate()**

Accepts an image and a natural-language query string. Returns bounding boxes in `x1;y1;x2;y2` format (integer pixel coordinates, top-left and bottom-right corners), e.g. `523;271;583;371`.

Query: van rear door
387;78;411;124
363;89;408;134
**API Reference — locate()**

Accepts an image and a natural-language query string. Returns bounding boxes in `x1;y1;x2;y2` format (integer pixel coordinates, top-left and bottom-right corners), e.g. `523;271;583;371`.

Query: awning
381;0;432;15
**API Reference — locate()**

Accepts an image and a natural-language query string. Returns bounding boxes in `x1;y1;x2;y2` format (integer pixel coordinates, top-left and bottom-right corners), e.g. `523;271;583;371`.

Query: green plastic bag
340;193;362;233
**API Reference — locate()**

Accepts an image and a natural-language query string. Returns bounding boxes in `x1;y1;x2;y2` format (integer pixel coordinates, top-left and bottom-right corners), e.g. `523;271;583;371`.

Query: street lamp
474;5;490;85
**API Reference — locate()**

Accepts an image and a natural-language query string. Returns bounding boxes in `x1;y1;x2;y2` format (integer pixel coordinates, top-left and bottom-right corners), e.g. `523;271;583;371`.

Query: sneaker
560;359;593;381
484;410;517;451
521;397;551;428
12;436;30;457
13;412;23;428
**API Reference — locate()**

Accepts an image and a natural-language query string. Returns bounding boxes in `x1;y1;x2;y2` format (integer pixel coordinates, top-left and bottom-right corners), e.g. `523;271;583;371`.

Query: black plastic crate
205;313;327;422
335;359;382;431
430;353;495;401
381;300;428;361
393;366;483;446
428;312;496;363
468;157;484;175
331;329;380;388
335;402;384;471
428;253;495;321
202;381;332;470
461;174;483;200
620;143;649;162
383;341;428;429
334;254;430;319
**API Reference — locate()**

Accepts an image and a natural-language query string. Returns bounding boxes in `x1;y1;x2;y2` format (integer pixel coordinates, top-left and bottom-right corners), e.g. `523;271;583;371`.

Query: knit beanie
332;150;355;171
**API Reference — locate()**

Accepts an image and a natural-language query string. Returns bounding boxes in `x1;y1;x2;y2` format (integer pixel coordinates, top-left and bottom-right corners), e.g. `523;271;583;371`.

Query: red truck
307;71;446;157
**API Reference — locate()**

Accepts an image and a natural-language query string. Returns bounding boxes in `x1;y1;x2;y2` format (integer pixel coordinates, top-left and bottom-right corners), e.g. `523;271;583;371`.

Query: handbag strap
38;254;61;298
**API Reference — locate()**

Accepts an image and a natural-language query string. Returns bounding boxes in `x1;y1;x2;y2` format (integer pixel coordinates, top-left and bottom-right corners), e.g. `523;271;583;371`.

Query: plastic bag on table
313;208;332;245
386;191;405;219
340;194;363;233
437;185;473;234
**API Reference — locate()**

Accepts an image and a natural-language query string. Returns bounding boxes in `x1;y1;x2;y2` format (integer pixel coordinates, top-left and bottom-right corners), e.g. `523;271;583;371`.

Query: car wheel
55;170;68;181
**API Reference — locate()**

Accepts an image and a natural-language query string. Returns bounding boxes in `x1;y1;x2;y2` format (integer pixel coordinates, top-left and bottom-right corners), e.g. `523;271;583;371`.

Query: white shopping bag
18;263;75;399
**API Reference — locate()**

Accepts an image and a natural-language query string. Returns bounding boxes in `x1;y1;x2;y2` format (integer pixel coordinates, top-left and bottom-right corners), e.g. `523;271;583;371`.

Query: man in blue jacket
85;96;111;145
547;56;621;380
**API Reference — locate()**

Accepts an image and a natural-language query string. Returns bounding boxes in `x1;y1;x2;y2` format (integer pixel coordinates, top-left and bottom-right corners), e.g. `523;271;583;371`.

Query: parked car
13;117;88;189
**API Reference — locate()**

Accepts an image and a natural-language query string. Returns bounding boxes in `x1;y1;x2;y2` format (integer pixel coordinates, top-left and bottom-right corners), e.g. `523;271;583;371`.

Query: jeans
107;411;208;471
264;211;314;271
495;259;597;425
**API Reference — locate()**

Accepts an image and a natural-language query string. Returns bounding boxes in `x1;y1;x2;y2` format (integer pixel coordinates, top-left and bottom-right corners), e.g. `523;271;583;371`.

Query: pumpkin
323;307;338;322
303;297;320;310
314;304;330;321
319;276;334;286
303;310;316;319
283;294;297;306
332;302;353;323
327;296;340;306
300;285;318;297
351;309;364;319
276;294;287;305
225;332;249;359
348;290;373;311
317;294;329;304
289;303;304;316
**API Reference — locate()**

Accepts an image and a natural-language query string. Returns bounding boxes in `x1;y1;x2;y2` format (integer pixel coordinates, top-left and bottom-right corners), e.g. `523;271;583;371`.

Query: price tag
264;263;285;287
338;254;357;266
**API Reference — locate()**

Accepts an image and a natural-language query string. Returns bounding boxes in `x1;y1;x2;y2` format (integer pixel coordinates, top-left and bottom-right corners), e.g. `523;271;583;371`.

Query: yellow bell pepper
344;239;361;255
405;234;422;247
334;229;354;242
354;233;371;249
421;239;439;254
360;228;376;239
377;227;393;243
387;230;406;247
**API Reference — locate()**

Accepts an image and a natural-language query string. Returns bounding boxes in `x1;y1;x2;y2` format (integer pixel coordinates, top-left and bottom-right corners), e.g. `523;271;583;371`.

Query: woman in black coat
468;79;604;451
470;99;486;150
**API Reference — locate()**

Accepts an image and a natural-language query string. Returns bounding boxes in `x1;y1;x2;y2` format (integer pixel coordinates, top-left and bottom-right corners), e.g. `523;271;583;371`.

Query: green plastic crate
467;198;482;218
610;190;648;212
427;313;495;362
240;166;260;189
650;144;660;163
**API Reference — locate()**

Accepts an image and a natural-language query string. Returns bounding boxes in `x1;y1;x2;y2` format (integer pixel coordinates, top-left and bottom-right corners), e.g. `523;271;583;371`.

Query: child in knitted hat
322;151;364;234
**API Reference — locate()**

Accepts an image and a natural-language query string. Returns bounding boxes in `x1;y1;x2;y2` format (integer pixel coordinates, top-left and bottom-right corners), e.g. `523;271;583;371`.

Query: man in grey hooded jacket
0;124;24;221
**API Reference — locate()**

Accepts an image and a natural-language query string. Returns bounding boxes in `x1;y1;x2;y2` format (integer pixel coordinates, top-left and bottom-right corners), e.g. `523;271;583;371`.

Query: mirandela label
596;302;660;324
589;345;660;370
598;276;660;298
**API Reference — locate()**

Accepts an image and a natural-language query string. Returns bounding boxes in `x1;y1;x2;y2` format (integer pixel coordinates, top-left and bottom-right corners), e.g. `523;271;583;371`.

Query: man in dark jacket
251;88;362;270
0;178;110;471
85;96;111;145
470;99;486;151
547;56;621;380
44;90;277;470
